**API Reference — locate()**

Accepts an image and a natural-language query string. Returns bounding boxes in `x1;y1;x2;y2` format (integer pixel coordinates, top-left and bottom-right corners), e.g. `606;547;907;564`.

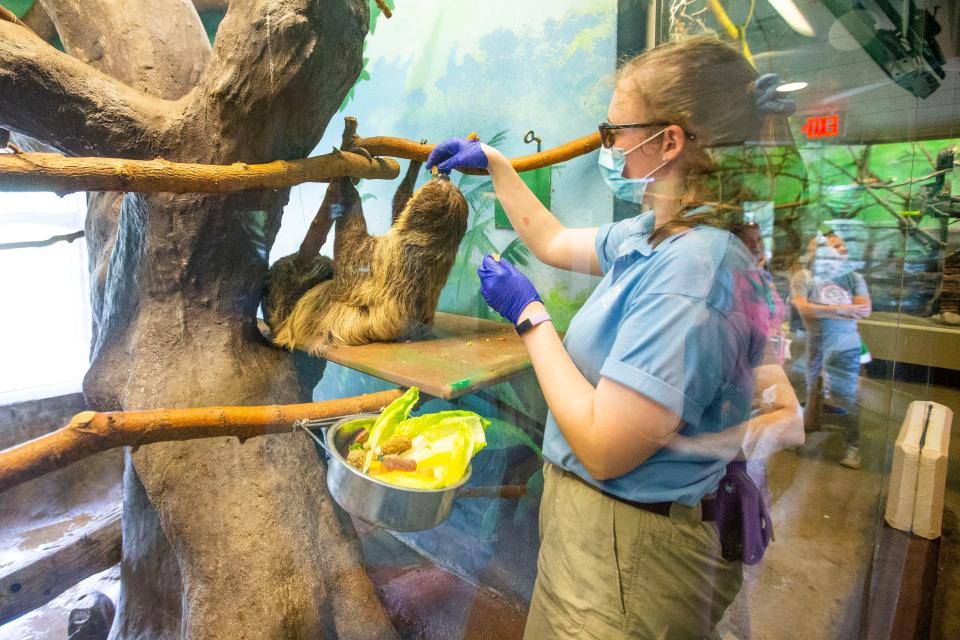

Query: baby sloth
269;173;468;355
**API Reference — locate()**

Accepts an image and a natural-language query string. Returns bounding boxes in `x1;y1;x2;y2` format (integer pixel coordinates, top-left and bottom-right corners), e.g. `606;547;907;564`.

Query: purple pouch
713;461;772;565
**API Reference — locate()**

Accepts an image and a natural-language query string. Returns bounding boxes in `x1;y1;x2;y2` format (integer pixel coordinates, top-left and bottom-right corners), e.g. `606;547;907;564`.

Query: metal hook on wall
523;130;542;153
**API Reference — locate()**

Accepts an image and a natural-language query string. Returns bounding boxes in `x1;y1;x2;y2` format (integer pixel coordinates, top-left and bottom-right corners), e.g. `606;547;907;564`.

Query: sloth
264;164;469;356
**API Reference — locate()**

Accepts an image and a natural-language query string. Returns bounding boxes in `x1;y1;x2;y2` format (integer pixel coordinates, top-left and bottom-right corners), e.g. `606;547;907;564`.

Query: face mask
597;128;670;204
813;243;852;280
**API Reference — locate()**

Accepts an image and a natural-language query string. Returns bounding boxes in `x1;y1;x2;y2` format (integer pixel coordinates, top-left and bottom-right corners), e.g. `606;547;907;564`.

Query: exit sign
801;114;840;139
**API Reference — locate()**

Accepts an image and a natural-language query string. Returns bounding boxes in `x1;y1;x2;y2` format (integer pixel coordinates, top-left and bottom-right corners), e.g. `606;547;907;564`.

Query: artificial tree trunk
0;1;399;638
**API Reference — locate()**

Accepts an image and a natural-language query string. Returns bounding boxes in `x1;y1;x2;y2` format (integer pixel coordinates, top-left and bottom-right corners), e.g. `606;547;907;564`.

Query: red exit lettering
801;114;840;139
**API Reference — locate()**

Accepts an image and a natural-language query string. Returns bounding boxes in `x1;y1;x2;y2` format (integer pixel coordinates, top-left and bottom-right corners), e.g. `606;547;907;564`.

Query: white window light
777;81;809;92
0;192;90;404
766;0;815;38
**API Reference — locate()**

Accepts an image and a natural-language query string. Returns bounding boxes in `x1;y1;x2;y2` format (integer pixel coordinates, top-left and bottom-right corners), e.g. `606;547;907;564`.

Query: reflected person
790;231;871;469
428;36;793;639
732;221;789;365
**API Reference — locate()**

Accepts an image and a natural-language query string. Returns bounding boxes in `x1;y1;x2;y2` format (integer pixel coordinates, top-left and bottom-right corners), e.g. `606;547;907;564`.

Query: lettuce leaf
365;404;489;489
363;387;419;472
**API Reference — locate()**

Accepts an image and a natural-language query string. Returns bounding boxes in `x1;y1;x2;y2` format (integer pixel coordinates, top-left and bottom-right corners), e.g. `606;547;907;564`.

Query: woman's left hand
477;255;542;325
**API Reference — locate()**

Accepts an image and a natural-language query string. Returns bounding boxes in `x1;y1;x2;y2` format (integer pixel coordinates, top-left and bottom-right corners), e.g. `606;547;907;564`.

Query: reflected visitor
790;230;872;469
428;35;794;639
733;221;766;269
732;221;790;365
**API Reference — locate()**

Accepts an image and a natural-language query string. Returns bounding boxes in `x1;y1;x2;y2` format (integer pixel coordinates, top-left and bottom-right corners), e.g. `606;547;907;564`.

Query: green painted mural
269;1;618;414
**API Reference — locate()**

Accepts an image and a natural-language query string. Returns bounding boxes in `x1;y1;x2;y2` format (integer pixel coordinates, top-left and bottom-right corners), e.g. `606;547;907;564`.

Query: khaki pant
523;464;743;640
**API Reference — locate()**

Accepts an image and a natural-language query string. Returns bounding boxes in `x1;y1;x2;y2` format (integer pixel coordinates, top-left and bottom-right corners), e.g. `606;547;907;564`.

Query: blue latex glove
425;137;488;175
477;255;541;325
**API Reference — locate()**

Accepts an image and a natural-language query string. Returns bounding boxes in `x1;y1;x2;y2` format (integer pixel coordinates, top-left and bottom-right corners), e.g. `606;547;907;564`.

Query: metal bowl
322;414;473;531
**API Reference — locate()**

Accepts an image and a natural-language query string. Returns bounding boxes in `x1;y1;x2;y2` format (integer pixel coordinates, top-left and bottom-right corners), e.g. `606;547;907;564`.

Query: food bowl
321;414;473;531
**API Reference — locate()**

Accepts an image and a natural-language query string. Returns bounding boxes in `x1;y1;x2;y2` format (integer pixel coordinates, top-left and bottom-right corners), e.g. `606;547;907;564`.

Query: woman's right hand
425;137;490;174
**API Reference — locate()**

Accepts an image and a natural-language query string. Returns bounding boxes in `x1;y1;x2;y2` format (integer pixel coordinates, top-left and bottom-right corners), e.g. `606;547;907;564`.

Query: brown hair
729;221;760;238
616;35;765;245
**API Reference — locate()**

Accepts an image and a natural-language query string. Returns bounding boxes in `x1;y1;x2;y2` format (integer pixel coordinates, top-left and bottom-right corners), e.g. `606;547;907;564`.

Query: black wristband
516;312;552;336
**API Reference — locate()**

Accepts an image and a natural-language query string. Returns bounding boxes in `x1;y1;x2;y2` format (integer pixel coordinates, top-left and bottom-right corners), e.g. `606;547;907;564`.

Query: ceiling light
766;0;815;37
777;81;808;92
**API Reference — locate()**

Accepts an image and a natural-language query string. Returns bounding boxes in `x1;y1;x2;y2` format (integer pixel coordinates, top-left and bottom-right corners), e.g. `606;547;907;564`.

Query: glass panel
2;1;958;638
659;1;958;637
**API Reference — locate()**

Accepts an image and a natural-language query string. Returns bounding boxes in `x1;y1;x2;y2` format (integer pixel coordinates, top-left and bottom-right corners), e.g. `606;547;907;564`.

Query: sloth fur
267;174;468;355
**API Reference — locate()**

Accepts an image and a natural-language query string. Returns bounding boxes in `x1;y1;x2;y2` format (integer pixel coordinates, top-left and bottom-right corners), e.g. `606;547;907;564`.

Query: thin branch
0;20;171;157
0;388;403;495
0;149;399;194
710;198;816;212
820;156;944;247
917;143;936;170
864;166;957;191
0;230;84;251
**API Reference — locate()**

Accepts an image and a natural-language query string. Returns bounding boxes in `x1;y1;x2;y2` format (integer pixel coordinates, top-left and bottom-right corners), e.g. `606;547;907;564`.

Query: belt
565;470;717;522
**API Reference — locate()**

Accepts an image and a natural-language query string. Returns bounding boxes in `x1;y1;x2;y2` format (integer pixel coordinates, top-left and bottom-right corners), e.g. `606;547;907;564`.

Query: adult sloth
265;171;468;355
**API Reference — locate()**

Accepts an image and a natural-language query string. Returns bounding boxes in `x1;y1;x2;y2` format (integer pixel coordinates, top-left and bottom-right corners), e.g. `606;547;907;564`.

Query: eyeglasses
598;122;695;148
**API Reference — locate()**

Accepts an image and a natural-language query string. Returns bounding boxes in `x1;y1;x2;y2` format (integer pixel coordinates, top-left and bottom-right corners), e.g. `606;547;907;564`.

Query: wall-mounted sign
801;114;840;139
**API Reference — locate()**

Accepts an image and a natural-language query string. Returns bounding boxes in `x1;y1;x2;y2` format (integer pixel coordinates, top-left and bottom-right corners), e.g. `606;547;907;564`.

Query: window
0;192;90;404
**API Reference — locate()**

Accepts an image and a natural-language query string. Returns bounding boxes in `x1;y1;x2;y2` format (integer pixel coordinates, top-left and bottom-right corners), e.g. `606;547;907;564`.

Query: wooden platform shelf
323;313;533;400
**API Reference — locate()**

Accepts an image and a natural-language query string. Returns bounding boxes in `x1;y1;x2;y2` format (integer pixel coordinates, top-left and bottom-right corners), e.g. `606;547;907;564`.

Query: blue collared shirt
542;210;766;506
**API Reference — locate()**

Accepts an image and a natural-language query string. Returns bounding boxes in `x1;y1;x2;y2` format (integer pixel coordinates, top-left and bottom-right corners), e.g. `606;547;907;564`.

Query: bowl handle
294;418;337;455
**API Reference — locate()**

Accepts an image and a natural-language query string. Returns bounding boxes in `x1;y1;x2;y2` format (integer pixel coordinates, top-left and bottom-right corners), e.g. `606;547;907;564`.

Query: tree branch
183;0;369;163
0;129;602;193
0;229;84;251
820;155;944;248
21;1;57;40
374;0;393;18
21;1;226;44
0;149;399;194
0;20;172;157
0;388;403;494
356;131;602;174
39;0;211;100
